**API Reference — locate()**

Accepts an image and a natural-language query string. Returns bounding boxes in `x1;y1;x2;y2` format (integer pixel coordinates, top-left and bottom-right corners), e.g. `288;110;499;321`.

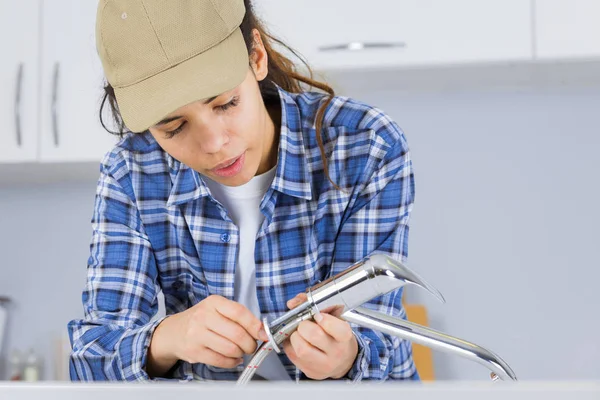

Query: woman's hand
283;293;358;380
147;295;269;377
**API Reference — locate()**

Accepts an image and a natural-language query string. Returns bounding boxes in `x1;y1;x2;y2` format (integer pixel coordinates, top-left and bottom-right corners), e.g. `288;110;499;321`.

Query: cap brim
114;28;249;133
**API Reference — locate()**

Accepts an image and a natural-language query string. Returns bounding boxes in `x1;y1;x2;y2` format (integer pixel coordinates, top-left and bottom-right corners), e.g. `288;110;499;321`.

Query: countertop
0;381;599;400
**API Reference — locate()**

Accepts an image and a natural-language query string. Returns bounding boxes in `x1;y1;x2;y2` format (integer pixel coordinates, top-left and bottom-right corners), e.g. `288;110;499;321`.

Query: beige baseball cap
96;0;249;133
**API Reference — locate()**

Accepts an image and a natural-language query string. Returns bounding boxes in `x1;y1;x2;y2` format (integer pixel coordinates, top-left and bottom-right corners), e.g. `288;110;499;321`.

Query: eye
164;121;186;139
216;96;240;113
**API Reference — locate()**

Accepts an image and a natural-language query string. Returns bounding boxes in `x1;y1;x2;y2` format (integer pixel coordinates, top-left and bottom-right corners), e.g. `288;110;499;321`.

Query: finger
287;293;308;309
213;297;268;342
201;346;244;369
318;304;345;318
203;329;245;359
207;311;259;354
289;330;327;362
283;337;324;380
282;340;313;377
282;339;298;363
313;312;354;343
296;320;335;353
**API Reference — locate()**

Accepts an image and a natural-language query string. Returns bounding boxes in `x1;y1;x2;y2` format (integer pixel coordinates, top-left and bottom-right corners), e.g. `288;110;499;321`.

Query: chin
218;170;254;187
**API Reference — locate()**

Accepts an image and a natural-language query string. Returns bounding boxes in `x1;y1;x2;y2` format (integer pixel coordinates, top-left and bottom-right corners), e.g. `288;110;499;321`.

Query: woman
68;0;418;382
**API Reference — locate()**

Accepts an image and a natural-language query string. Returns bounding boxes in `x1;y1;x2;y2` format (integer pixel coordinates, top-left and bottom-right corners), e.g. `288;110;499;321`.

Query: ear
249;28;269;81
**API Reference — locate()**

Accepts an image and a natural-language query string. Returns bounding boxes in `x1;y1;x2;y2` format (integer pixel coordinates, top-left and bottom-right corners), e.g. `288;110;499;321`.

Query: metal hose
237;307;314;385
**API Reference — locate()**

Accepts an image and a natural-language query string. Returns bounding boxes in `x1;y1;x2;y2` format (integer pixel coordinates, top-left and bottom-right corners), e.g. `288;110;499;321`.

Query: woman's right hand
147;294;269;377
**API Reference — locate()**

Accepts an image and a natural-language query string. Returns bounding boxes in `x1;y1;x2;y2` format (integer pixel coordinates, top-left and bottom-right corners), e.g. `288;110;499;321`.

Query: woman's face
148;40;278;187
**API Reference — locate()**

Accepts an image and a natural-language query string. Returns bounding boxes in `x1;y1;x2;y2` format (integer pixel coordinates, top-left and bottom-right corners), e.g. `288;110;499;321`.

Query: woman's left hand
283;293;358;380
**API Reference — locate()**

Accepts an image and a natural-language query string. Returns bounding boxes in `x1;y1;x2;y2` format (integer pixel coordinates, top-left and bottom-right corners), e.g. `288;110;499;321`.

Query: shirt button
172;280;183;290
220;233;231;243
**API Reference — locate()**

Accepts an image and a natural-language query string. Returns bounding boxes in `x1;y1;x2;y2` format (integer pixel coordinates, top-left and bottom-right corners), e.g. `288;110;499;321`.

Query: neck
256;101;281;175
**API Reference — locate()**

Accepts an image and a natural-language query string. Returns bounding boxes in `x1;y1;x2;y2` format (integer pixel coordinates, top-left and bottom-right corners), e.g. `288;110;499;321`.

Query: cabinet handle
14;64;24;147
51;63;60;147
318;41;406;52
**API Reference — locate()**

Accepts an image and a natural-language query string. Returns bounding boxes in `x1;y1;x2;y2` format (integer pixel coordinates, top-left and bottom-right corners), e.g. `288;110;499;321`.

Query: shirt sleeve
331;127;419;382
67;163;164;381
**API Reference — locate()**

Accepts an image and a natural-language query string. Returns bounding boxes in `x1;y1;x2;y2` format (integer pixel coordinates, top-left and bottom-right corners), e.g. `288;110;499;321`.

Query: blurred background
0;0;598;383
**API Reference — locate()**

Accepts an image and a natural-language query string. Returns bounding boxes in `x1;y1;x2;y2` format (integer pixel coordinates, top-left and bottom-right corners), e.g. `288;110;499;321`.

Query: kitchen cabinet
0;0;117;165
39;0;118;162
535;0;600;60
0;0;40;163
3;0;600;169
253;0;533;71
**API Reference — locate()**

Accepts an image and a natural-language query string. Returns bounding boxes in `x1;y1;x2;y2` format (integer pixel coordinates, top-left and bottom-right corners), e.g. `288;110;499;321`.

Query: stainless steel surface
268;301;311;332
307;253;445;317
14;63;24;147
267;254;443;331
237;254;516;384
342;307;517;381
262;317;280;353
319;42;406;52
51;63;60;146
2;382;600;400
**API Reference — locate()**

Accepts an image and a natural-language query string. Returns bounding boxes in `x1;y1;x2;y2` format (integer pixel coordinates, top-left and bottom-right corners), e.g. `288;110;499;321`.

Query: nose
193;121;230;154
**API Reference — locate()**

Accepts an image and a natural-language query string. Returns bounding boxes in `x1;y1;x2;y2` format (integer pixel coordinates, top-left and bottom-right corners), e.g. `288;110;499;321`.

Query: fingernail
314;312;323;323
259;327;269;342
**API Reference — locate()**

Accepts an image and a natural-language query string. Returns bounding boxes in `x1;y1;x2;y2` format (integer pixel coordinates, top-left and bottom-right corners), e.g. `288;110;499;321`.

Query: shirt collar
166;83;313;207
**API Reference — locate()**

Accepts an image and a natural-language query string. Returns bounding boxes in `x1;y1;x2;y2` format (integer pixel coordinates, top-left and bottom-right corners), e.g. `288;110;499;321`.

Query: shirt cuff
344;329;372;382
118;316;168;381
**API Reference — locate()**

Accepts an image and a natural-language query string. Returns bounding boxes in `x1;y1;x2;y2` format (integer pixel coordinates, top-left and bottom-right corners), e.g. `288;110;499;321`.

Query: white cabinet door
535;0;600;59
39;0;118;163
0;0;40;163
254;0;532;71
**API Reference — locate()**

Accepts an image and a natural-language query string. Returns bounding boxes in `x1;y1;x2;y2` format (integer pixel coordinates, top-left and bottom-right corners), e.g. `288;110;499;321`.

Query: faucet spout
367;253;446;304
267;253;443;330
342;306;518;381
304;253;446;318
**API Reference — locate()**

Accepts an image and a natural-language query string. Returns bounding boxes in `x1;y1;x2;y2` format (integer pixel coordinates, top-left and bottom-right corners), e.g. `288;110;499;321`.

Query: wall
345;84;600;380
0;84;598;381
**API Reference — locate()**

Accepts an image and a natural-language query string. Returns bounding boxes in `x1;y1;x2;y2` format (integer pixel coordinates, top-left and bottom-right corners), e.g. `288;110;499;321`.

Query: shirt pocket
161;271;209;312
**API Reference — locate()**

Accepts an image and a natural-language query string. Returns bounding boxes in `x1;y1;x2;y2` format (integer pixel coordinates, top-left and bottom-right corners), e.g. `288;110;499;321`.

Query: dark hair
99;0;340;189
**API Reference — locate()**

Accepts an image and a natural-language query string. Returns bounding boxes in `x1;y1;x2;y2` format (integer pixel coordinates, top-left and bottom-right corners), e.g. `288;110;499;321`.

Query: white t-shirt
202;165;291;381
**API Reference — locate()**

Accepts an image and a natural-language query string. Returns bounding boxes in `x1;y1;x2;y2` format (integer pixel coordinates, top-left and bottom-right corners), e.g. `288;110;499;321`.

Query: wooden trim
404;304;435;381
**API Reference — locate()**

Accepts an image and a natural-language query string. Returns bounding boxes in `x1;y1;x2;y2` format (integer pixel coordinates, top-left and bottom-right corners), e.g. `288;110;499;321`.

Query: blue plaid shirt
68;84;419;382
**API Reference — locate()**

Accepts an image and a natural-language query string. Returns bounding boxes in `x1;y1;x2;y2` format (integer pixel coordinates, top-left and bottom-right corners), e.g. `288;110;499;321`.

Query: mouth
212;153;243;170
211;151;246;178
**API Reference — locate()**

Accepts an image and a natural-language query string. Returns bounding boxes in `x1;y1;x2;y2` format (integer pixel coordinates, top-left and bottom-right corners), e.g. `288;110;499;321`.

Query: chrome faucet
236;254;517;384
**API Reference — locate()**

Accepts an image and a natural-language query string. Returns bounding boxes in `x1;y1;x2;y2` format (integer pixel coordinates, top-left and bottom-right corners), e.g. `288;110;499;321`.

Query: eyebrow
154;95;220;126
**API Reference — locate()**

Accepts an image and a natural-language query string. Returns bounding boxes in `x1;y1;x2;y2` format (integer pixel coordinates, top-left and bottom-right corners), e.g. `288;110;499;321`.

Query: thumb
287;293;308;309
